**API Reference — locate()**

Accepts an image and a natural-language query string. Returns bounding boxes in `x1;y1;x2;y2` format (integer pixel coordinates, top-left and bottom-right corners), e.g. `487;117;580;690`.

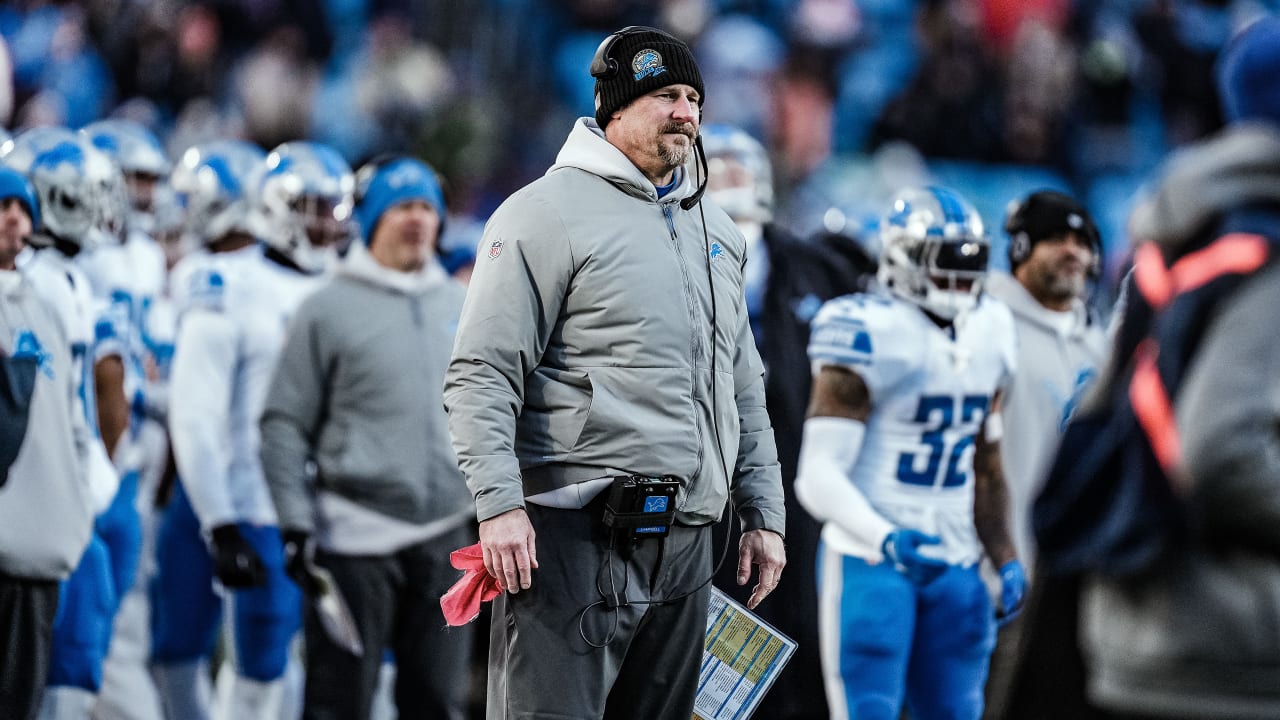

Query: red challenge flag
440;542;503;626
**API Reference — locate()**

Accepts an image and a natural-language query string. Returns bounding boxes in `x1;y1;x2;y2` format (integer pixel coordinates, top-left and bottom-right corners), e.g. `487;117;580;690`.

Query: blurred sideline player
796;186;1026;720
701;122;869;720
167;140;353;720
79;118;176;720
3;127;127;720
150;139;265;720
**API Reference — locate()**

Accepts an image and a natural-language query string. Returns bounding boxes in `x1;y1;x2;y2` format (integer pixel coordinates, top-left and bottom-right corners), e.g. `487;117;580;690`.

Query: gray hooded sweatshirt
985;271;1108;567
443;118;785;534
260;241;472;555
0;269;93;579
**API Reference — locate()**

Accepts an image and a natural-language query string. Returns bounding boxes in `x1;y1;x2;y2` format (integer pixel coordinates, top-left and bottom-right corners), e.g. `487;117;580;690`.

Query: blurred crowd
3;0;1279;293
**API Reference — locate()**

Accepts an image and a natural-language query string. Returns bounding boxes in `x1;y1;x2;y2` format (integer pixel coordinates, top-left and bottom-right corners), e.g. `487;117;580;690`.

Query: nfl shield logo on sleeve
488;241;504;260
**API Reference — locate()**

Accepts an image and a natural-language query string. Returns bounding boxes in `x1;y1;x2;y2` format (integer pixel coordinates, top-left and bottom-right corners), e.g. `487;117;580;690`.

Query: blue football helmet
878;186;990;321
169;139;266;248
257;141;355;274
1;127;99;250
81;119;171;234
701;123;773;224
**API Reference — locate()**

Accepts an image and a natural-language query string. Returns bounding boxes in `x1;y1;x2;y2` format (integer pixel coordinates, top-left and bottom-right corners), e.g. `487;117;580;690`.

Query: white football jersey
807;291;1017;566
168;244;320;530
76;232;169;469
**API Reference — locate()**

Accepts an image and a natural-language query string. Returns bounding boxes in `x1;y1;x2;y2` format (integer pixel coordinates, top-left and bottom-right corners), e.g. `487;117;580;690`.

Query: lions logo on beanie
592;26;705;129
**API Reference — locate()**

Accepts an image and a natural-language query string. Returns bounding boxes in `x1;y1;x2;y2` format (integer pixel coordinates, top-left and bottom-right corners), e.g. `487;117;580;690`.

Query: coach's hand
480;508;538;593
738;529;786;609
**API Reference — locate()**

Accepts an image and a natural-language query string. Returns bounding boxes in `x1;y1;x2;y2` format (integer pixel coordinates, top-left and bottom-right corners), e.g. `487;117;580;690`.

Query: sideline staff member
444;25;787;720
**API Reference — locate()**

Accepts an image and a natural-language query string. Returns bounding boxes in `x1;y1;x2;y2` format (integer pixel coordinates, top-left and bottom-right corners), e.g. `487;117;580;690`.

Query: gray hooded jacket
260;241;472;555
444;118;784;533
1082;123;1280;719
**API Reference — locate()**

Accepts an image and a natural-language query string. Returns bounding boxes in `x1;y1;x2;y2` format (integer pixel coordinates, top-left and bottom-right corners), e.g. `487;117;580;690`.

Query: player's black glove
210;523;268;588
282;529;319;596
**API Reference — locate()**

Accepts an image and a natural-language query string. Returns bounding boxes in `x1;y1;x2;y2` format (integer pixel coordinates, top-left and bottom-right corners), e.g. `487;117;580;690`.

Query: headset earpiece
355;153;399;204
590;26;664;80
589;34;620;80
590;26;642;80
1009;232;1030;266
1004;198;1029;268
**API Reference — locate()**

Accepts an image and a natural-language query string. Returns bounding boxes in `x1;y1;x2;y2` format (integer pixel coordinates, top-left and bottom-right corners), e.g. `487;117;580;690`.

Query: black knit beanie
592;27;705;129
1004;190;1100;270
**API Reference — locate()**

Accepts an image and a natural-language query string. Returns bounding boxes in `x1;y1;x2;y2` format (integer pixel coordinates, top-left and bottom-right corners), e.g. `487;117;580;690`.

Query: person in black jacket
702;122;872;720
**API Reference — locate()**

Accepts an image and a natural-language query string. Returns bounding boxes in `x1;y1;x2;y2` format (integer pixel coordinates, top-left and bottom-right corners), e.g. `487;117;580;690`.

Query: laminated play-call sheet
693;587;797;720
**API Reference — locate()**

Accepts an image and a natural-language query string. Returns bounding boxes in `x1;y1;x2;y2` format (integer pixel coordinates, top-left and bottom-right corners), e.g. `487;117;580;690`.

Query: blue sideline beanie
1218;16;1280;126
355;158;446;246
0;165;40;230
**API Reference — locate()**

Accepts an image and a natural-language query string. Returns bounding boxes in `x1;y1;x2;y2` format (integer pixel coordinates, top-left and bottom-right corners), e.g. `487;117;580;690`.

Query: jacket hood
986;271;1092;336
549;117;696;203
1130;123;1280;253
337;238;451;295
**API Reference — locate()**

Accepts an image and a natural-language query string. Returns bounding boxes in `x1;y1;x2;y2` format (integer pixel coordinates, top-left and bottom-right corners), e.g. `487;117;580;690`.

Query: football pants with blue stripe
818;541;996;720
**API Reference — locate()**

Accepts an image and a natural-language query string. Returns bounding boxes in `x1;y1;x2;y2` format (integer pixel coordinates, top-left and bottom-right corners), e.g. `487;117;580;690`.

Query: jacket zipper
663;203;705;484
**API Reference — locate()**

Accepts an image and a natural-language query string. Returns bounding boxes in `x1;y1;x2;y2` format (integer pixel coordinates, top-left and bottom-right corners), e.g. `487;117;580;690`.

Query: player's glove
210;523;268;588
881;529;948;585
282;529;319;596
996;560;1027;628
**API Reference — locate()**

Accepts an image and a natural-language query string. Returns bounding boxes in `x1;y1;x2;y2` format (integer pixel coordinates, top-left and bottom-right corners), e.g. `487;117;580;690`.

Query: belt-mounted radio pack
601;475;681;542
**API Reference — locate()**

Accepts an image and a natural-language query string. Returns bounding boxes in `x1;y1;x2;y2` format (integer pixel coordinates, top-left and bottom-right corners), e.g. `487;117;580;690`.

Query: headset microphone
680;135;707;211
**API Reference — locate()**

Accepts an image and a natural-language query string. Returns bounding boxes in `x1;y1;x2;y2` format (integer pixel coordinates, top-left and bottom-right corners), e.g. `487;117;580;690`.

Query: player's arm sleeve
1179;271;1280;556
169;308;239;531
443;193;574;522
794;300;897;557
260;300;329;534
727;295;785;536
794;365;896;558
974;391;1017;567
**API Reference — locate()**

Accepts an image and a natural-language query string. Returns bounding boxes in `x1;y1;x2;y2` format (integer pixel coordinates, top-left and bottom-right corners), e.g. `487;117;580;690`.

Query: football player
150;138;266;720
166;140;352;720
796;186;1026;720
78;118;175;720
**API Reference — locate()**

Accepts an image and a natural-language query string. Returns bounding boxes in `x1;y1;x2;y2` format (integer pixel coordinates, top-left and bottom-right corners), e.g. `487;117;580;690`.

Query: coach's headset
1004;190;1102;277
578;28;737;646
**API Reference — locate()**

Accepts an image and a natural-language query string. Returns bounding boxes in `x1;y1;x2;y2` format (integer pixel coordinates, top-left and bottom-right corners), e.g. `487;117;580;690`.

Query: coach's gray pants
487;498;712;720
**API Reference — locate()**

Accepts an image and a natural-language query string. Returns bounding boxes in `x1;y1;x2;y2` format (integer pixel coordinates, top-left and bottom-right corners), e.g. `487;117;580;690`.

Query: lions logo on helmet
878;186;990;322
1;127;100;251
257;141;355;275
170;140;267;249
